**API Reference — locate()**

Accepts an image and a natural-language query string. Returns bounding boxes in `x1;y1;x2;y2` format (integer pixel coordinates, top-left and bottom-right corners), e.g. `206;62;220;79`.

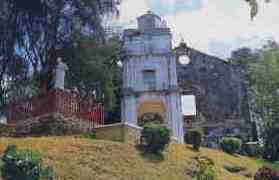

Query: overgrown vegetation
230;41;279;162
249;48;279;162
63;37;123;117
245;0;272;20
140;121;170;155
0;137;271;180
193;156;217;180
0;0;122;121
185;129;203;151
219;137;242;155
241;143;263;158
1;144;55;180
80;131;97;140
254;165;279;180
224;165;247;173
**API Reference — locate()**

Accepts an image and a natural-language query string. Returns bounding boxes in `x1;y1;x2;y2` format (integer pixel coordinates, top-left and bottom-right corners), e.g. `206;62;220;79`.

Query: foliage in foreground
224;164;247;173
140;121;170;154
219;137;242;154
254;165;279;180
242;143;263;158
230;42;279;162
193;156;217;180
0;0;120;106
248;48;279;162
80;130;97;140
185;129;203;151
0;137;269;180
1;144;55;180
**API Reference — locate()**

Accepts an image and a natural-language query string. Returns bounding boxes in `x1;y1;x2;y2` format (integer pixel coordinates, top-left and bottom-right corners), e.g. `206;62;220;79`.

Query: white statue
0;114;7;125
54;57;69;90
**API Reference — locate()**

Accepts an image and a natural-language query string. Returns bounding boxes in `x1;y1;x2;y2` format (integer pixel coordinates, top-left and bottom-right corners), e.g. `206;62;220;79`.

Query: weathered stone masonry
177;47;252;146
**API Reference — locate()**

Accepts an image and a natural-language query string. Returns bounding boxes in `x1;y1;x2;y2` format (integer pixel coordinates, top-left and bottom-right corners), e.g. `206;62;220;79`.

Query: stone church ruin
176;46;253;147
0;11;255;147
121;11;185;143
121;11;253;146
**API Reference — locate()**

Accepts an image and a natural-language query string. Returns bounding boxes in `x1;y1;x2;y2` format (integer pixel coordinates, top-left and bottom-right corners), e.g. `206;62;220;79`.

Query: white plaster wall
121;96;137;125
123;57;167;91
124;34;171;55
169;56;178;87
121;13;184;144
124;56;173;92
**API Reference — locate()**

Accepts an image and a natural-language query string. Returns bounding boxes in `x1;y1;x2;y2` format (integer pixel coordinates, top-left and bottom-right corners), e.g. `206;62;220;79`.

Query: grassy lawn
0;137;267;180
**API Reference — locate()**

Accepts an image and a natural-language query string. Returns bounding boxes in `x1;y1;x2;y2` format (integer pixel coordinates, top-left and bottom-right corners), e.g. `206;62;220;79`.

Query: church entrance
137;100;166;126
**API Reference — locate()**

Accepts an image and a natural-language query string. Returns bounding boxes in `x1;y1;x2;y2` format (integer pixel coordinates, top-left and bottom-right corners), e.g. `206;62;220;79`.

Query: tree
230;41;279;161
230;47;258;71
0;0;120;105
245;0;271;19
62;36;123;115
0;55;30;105
248;47;279;161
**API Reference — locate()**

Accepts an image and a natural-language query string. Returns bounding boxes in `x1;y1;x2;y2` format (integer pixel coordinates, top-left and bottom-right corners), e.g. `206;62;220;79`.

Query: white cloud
118;0;279;58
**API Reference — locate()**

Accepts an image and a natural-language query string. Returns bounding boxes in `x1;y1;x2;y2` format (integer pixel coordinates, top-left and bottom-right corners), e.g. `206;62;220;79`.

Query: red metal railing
1;89;104;127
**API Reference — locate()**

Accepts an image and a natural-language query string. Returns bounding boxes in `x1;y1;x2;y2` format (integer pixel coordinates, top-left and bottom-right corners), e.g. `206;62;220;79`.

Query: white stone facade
121;12;184;143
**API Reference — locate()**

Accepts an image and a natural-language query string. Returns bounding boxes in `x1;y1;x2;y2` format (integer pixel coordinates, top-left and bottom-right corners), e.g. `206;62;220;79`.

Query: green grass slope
0;137;265;180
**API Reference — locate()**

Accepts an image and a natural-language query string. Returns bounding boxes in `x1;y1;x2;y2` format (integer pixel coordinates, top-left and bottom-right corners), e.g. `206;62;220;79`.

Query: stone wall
95;123;125;142
0;124;16;137
2;113;93;137
177;48;252;145
95;123;142;145
0;113;143;145
123;124;142;145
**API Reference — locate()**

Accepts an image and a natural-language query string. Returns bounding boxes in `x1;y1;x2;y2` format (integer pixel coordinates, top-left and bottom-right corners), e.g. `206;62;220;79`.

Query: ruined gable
177;48;252;143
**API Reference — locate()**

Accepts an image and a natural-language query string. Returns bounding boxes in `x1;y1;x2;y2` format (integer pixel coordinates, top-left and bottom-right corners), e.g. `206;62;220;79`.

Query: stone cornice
122;87;180;97
124;52;175;59
124;28;171;38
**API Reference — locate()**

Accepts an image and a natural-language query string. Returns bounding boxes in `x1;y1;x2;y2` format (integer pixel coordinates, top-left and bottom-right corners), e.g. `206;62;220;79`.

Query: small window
143;70;156;90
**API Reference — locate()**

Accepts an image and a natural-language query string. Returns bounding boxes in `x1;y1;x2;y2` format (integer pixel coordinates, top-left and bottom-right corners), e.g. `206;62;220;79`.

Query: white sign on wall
181;95;196;116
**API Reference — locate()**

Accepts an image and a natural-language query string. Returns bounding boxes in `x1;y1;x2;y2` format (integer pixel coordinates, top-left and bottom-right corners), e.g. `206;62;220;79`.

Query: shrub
184;129;203;151
30;122;52;136
1;144;55;180
81;130;96;140
219;137;242;154
184;131;193;144
194;156;217;180
242;143;263;158
254;145;264;158
192;130;203;151
0;125;16;137
254;165;279;180
140;121;170;154
224;165;247;173
262;119;279;162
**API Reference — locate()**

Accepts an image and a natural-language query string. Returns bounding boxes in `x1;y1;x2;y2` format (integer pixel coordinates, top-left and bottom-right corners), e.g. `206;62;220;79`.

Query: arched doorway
137;100;166;126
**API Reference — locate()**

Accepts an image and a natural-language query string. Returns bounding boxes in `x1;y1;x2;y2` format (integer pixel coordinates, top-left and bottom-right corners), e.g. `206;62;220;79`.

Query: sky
116;0;279;59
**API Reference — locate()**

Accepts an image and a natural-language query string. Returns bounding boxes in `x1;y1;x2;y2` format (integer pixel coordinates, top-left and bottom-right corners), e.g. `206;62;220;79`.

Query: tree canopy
230;41;279;161
246;0;272;19
0;0;120;105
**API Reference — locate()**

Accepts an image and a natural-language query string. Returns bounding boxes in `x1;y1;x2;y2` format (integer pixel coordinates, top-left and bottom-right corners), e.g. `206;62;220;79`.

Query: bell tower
121;11;184;143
